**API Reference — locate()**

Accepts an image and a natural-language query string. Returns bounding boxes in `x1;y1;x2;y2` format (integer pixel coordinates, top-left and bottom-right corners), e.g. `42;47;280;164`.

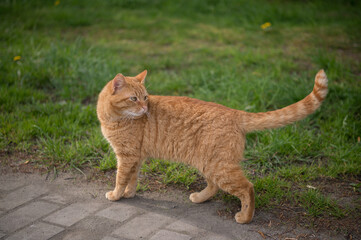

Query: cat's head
107;70;149;119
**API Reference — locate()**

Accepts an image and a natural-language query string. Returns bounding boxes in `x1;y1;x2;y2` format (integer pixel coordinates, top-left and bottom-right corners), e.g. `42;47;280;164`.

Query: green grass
1;0;361;222
298;189;345;218
141;159;199;189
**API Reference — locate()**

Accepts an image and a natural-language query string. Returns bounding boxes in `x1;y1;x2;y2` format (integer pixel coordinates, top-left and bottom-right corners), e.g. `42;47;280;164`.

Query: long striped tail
242;70;328;133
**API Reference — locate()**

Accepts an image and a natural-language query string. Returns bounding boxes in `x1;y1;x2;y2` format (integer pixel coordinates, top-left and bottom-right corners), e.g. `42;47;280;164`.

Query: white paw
105;191;120;201
189;192;201;203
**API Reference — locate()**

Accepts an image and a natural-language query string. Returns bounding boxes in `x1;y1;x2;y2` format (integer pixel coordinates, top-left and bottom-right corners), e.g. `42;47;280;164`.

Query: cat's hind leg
211;163;255;224
189;178;219;203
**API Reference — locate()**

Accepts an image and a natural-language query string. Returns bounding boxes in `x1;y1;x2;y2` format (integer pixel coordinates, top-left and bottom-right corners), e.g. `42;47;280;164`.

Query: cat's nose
142;105;148;112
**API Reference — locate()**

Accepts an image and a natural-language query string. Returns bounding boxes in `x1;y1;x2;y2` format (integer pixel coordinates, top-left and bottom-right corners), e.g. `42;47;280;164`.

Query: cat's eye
144;96;148;101
130;96;137;101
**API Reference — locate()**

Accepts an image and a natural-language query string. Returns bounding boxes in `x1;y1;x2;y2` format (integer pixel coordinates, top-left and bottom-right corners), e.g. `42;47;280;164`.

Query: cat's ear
135;70;147;84
112;73;126;94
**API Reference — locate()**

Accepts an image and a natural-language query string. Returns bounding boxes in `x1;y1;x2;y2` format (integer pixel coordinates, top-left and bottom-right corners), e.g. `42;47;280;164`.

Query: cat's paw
235;211;253;224
105;191;121;201
189;192;204;203
123;189;136;198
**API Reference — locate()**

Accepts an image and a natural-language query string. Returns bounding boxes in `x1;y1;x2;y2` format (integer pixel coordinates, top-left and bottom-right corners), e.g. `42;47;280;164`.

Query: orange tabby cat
97;69;328;223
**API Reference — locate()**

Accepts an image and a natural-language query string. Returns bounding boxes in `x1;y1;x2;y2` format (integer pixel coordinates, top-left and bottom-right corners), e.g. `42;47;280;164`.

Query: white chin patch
123;110;143;118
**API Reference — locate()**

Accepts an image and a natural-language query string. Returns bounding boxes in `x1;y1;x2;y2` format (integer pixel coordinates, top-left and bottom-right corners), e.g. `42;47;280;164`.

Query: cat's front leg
106;158;139;201
123;162;142;198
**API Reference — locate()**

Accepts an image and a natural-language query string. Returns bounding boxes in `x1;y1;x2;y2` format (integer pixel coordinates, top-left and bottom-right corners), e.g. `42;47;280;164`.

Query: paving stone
113;212;173;239
41;194;68;204
0;232;5;238
149;230;191;240
57;230;90;240
200;233;233;240
96;203;142;222
0;185;48;210
44;202;104;227
0;201;59;233
102;236;121;240
0;181;24;191
55;215;119;240
6;222;64;240
166;219;201;234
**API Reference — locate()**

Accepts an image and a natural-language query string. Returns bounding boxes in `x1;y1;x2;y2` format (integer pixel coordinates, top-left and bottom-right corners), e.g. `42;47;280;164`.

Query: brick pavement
0;173;342;240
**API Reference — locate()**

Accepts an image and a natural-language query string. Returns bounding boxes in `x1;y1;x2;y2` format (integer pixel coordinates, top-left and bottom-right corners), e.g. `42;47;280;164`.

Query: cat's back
148;95;234;118
143;95;244;164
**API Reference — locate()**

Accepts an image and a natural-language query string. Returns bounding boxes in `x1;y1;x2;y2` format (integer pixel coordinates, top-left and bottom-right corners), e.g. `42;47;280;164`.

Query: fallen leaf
258;230;266;239
306;185;316;190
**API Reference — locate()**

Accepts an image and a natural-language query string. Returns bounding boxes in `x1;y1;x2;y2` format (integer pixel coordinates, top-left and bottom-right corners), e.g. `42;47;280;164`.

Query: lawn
1;0;360;236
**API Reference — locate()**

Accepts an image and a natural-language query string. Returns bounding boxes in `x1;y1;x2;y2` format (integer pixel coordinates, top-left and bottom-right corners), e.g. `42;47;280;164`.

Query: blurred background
1;0;360;236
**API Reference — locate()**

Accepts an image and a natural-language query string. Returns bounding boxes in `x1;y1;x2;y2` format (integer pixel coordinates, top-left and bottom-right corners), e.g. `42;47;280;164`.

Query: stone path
0;172;343;240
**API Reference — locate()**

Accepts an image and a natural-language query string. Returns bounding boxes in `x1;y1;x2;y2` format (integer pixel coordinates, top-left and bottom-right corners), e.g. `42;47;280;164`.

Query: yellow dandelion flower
13;56;21;61
261;22;271;30
54;0;60;6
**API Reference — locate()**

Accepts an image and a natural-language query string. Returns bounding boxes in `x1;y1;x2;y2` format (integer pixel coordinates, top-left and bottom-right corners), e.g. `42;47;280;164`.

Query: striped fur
242;69;328;132
97;70;328;224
